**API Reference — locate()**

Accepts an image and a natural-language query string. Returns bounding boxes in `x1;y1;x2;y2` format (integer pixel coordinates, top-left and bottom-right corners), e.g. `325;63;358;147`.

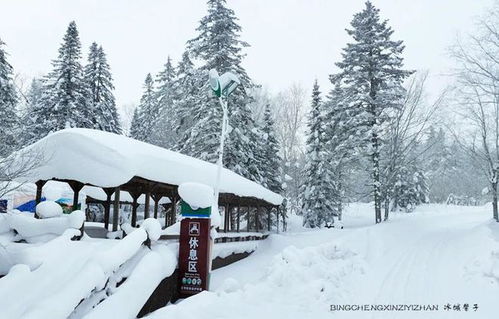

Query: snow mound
0;214;10;234
148;243;364;319
141;218;162;241
179;182;214;209
219;277;240;293
7;210;84;243
36;201;63;218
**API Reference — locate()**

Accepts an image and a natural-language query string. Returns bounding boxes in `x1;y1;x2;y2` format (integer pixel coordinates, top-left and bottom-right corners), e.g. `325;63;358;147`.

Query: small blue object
15;197;46;213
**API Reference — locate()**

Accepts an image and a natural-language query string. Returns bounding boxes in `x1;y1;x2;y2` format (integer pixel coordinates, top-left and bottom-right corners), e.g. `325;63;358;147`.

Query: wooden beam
112;187;120;232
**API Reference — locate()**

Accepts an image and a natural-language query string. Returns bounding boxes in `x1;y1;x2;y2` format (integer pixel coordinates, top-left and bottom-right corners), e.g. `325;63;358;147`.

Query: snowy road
148;204;499;319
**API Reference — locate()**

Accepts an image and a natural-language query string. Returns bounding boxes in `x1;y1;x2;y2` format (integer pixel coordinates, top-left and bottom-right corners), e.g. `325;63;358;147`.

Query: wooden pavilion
19;128;283;233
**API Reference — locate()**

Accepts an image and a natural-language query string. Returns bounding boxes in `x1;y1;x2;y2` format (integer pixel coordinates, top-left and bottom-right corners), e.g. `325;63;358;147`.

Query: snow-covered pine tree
21;78;45;145
130;74;158;142
260;104;282;194
391;164;429;212
331;1;412;223
37;21;91;138
423;126;451;202
0;38;19;156
184;0;262;182
302;81;335;228
84;43;121;134
322;83;363;221
153;56;178;148
174;51;207;151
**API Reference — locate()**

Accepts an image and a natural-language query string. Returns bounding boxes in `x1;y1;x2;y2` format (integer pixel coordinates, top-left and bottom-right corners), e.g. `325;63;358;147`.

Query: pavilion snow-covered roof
13;128;283;206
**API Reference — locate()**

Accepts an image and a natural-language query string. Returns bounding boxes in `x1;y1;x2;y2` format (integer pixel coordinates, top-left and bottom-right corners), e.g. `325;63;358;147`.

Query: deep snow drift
148;204;499;319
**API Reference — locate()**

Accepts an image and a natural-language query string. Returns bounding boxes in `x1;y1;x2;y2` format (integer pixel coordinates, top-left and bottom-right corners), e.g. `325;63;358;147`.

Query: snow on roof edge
13;128;283;206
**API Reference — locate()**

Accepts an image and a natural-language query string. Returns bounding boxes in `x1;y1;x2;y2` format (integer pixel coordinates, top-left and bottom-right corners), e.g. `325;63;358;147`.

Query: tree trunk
383;197;390;221
372;131;382;223
493;182;498;222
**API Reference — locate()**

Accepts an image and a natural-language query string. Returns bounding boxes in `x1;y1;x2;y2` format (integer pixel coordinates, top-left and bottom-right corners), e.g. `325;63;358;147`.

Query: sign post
178;216;211;295
177;182;214;297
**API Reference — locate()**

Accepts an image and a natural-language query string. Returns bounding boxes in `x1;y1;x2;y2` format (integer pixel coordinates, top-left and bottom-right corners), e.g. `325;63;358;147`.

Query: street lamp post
209;69;240;209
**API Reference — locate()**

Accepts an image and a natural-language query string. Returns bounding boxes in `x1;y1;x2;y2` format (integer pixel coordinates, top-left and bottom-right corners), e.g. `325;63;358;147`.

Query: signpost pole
214;96;228;209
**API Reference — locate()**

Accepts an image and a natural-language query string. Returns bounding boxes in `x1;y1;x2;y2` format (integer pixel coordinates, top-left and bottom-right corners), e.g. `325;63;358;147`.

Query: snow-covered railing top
12;128;283;206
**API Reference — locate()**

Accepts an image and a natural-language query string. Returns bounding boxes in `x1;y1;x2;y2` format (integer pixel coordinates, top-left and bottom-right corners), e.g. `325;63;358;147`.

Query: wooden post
247;207;251;232
255;205;260;232
34;180;46;218
69;181;84;212
103;188;114;230
171;195;178;226
276;206;279;233
35;180;46;204
224;204;230;232
112;187;120;232
144;190;151;220
267;206;271;231
153;195;161;219
228;205;233;231
236;204;240;232
164;201;170;228
131;193;139;227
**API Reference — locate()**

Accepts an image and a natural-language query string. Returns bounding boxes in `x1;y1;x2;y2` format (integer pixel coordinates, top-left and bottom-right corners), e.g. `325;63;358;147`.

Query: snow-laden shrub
141;218;162;241
36;200;63;218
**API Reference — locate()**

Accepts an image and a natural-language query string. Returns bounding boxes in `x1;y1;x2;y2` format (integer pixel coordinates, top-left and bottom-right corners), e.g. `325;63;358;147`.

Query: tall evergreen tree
302;81;335;228
260;104;282;194
183;0;262;182
174;51;206;150
153;56;177;148
84;42;121;134
331;1;412;223
0;38;19;156
22;78;45;145
37;21;90;138
130;74;157;142
391;164;429;212
322;83;363;221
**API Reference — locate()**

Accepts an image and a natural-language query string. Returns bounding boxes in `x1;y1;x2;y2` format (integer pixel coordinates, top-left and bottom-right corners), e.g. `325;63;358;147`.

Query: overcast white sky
0;0;494;109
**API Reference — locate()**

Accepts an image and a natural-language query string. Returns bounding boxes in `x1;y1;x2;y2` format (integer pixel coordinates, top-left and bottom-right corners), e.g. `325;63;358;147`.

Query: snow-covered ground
148;203;499;319
0;220;177;319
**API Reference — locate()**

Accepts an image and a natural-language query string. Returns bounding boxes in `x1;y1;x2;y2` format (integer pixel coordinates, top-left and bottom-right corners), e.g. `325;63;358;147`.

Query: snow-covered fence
3;209;85;243
0;217;174;319
215;232;269;243
159;231;269;243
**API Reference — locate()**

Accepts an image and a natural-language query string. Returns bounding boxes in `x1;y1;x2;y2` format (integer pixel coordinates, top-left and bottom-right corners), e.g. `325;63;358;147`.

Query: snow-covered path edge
146;204;499;319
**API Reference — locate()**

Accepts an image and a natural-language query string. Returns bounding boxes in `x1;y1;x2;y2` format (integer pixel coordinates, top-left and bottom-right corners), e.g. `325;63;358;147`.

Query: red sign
178;218;211;296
